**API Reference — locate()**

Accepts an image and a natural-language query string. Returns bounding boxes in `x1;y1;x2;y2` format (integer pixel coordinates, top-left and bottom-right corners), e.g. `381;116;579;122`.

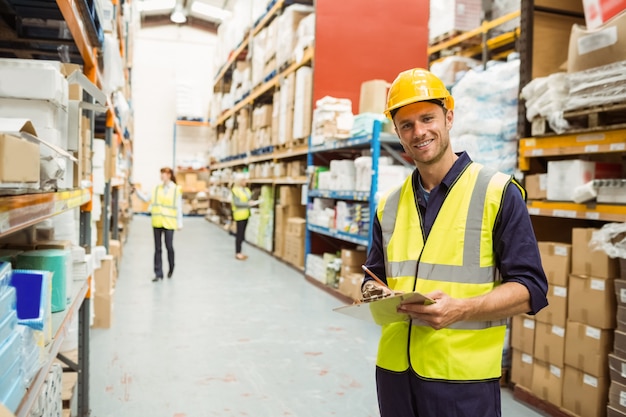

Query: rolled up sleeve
495;184;549;315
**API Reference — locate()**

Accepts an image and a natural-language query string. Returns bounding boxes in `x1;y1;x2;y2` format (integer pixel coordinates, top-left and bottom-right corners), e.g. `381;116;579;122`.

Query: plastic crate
0;364;26;414
0;332;20;380
0;286;16;319
0;311;17;345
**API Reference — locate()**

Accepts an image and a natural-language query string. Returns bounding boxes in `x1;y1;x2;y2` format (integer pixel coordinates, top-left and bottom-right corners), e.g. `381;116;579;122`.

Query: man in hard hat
361;68;548;416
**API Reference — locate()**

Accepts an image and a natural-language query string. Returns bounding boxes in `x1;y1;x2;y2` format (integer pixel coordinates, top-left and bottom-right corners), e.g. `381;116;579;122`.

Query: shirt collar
414;151;473;197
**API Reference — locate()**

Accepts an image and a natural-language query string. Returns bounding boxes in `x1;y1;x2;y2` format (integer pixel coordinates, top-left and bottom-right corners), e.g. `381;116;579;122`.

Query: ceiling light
170;4;187;23
190;1;231;21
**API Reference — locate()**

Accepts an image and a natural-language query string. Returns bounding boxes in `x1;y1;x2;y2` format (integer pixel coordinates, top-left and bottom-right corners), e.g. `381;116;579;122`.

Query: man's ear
446;110;454;129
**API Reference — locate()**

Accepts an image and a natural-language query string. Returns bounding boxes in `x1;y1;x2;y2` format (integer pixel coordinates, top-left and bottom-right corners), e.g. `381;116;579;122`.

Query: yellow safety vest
151;184;181;230
376;162;524;381
231;186;252;221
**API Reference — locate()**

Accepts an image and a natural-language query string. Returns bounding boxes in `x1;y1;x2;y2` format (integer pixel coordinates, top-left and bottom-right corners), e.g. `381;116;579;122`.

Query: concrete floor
90;216;546;417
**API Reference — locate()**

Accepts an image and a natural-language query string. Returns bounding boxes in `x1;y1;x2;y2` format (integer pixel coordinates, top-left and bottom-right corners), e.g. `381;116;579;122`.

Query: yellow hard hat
384;68;454;119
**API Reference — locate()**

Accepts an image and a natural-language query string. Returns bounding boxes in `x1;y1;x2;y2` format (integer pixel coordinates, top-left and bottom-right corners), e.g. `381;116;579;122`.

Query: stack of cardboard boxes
284;217;306;269
511;228;620;417
608;252;626;416
274;185;306;265
337;249;367;301
93;254;116;329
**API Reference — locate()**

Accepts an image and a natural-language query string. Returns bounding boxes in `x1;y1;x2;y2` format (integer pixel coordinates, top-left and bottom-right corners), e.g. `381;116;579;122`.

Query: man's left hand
397;290;468;330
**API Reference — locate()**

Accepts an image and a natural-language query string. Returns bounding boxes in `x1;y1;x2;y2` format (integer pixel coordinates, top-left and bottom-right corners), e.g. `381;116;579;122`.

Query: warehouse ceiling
138;0;231;32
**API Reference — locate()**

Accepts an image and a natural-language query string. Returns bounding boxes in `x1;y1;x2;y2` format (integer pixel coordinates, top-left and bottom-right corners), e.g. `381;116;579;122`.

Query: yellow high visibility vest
376;162;525;381
231;186;252;221
151;184;181;230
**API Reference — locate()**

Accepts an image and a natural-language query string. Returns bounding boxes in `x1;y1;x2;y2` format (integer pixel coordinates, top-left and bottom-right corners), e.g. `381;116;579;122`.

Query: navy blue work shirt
363;152;549;315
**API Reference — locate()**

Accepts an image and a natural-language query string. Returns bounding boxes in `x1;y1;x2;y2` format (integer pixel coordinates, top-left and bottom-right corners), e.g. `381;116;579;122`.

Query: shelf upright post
172;121;177;169
369;120;382;247
517;0;534;139
103;121;113;252
77;296;90;417
304;135;313;268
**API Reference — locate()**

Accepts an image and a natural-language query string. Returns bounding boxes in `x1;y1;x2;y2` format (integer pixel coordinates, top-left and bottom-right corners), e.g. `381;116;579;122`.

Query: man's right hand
362;281;394;301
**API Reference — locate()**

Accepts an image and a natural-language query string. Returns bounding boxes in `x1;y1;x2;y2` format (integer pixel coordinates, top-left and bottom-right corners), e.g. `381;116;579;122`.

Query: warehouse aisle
90;216;545;417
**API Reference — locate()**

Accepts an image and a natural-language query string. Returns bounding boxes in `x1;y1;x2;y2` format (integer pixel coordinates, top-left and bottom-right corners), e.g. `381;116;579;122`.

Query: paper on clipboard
333;292;435;326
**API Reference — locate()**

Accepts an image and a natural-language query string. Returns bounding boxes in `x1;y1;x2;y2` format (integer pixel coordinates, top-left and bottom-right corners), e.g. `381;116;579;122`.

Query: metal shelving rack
304;120;406;299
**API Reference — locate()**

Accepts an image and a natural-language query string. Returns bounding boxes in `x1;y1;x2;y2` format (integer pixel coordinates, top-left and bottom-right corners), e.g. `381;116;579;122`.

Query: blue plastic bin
10;270;48;331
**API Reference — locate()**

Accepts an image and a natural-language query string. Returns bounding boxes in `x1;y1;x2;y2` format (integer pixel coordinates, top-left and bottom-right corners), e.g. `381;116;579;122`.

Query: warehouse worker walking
231;174;259;261
135;167;183;281
361;69;548;417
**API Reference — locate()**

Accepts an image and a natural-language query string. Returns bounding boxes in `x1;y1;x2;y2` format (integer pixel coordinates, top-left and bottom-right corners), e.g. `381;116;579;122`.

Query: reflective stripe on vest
151;184;180;230
231;186;251;221
375;162;513;381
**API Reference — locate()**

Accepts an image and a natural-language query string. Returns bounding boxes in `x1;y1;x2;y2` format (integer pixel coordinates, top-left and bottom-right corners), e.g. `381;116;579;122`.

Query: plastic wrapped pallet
429;0;482;42
450;59;521;174
292;66;313;140
276;5;314;68
311;97;354;145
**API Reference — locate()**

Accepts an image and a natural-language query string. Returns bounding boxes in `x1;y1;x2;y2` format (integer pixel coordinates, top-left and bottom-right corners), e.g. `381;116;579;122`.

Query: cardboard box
616;280;626;306
341;249;367;267
569;274;616;329
534;321;566;367
293;66;313;140
34;240;72;250
359;80;388;114
568;10;626;72
511;349;534;389
284;234;305;268
616;330;626;359
619;306;626;332
547;160;621;201
286;217;306;238
609;405;626;417
338;272;363;302
94;255;115;295
533;11;585;78
583;0;626;29
538;242;571;286
279;185;303;206
565;320;613;376
609;380;626;413
0;121;40;185
563;365;609;417
610;353;626;385
340;264;362;278
526;174;547;200
535;284;568;327
511;314;536;354
109;239;122;260
531;360;564;407
572;228;619;279
93;290;114;329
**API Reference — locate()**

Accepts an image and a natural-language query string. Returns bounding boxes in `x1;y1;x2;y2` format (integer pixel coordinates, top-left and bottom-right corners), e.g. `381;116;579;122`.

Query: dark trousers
235;219;248;254
153;227;174;278
376;367;501;417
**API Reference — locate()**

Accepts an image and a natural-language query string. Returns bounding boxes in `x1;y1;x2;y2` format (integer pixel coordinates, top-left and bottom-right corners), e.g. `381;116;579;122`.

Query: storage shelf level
16;278;89;417
308;190;369;201
309;132;397;153
211;144;309;170
0;189;91;238
308;225;369;246
527;200;626;222
216;47;314;126
518;128;626;171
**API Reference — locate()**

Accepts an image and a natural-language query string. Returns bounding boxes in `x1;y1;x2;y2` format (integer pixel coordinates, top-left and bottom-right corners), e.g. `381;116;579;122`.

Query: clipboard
333;292;435;326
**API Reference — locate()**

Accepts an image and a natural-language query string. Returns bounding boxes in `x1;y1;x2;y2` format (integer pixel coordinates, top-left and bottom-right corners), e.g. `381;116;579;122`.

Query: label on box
528;208;541;216
586;212;601;220
522;353;533;365
585;145;599;153
523;319;535;329
611;143;626;151
531;149;544;157
553;286;567;297
583;374;598;388
591;279;605;291
578;26;618;55
554;245;568;256
553;210;577;218
620;391;626;407
585;326;601;340
552;325;565;337
621;288;626;303
550;365;561;378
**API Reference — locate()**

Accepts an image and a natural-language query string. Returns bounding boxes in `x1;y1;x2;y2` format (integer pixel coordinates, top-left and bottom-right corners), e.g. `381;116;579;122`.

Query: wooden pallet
531;102;626;136
292;137;308;147
513;385;577;417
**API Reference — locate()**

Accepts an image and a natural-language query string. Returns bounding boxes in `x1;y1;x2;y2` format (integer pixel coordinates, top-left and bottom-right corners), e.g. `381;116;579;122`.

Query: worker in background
361;68;548;417
231;174;260;261
135;167;183;281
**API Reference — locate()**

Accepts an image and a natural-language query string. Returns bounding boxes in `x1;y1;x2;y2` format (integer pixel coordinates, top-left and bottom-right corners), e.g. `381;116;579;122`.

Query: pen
362;265;394;296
